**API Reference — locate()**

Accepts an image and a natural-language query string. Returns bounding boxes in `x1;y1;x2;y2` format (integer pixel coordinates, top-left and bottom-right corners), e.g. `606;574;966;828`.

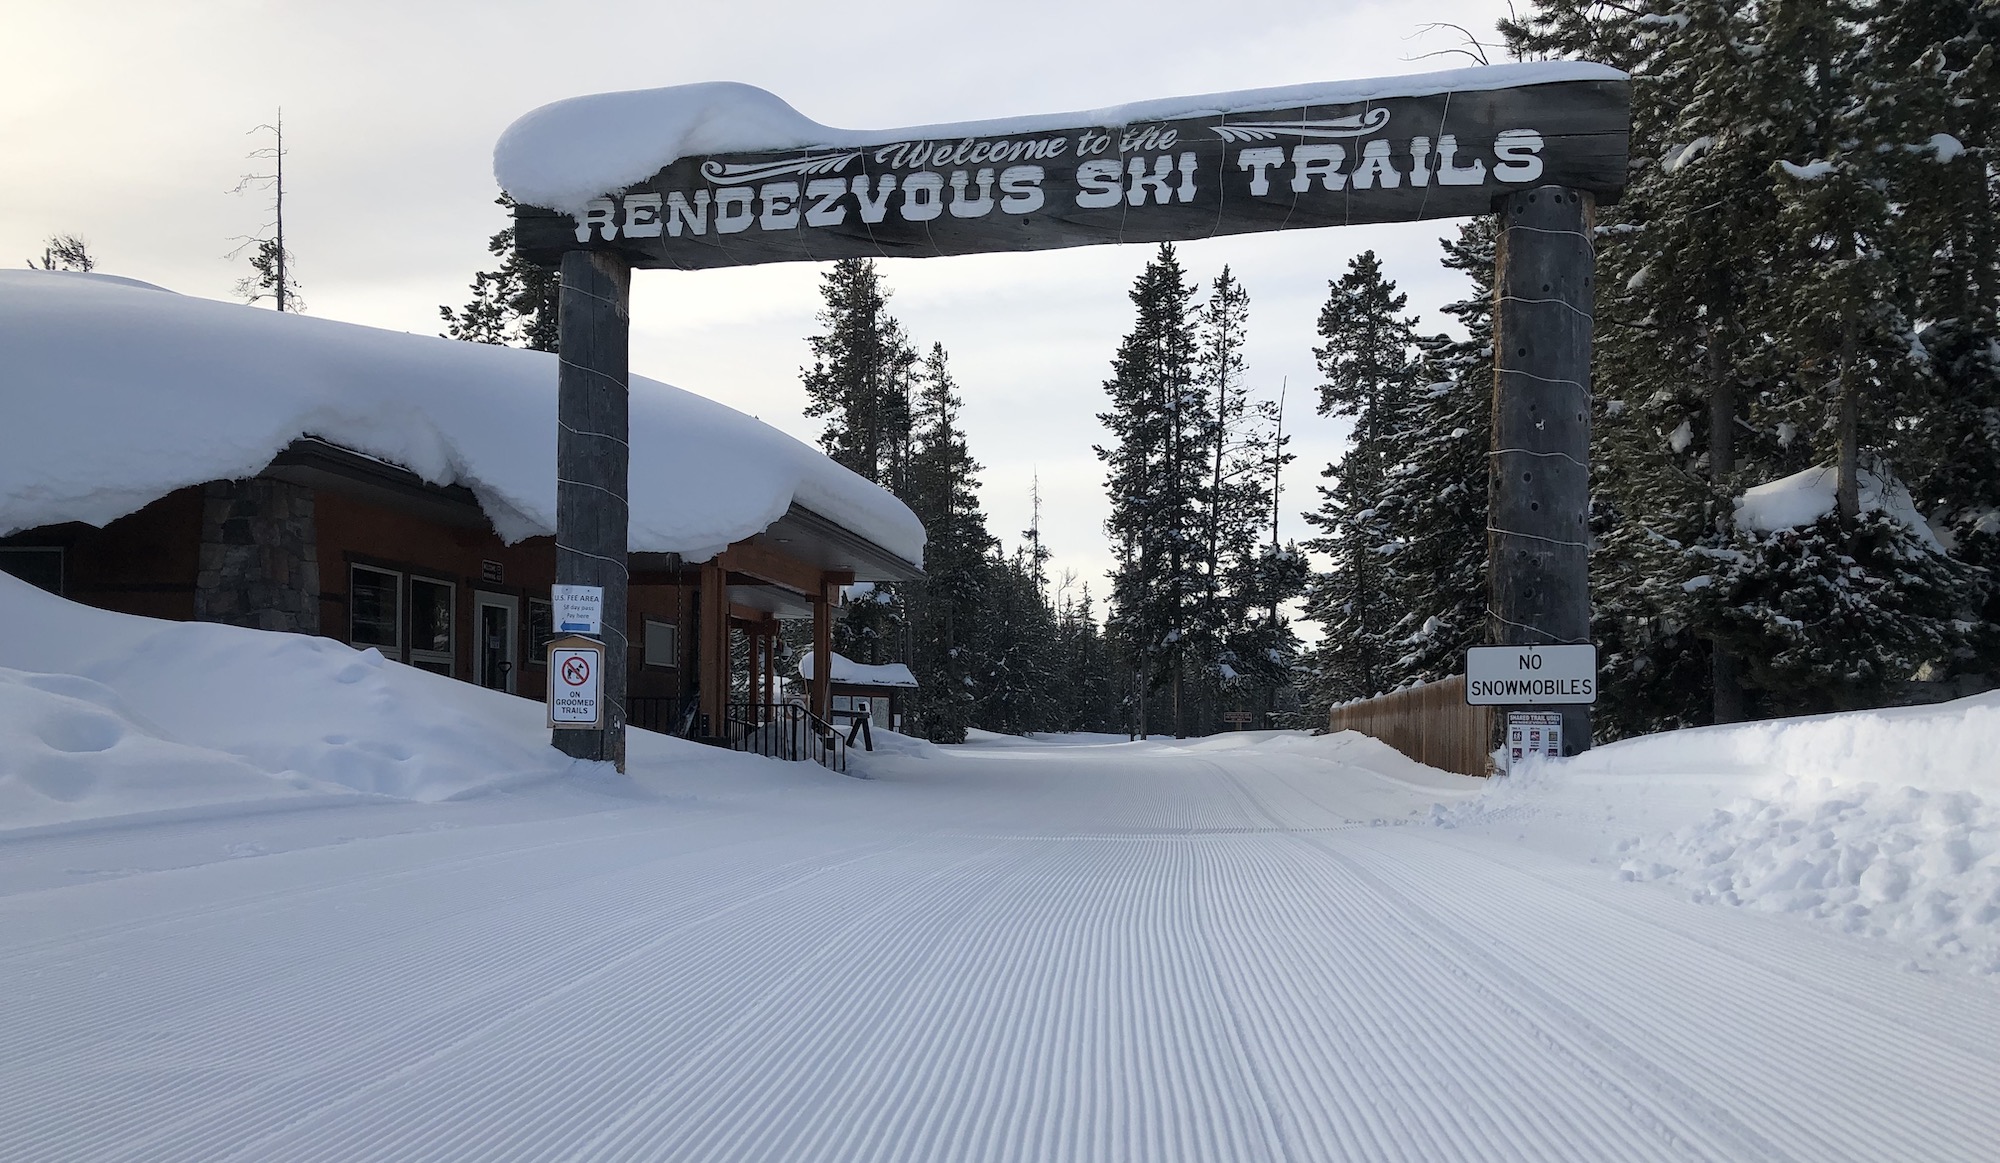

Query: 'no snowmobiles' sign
1465;645;1598;706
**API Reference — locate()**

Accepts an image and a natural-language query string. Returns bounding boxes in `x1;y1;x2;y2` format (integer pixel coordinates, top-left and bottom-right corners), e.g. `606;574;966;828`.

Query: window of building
408;576;455;676
0;547;63;595
526;598;554;665
644;619;679;668
349;564;401;652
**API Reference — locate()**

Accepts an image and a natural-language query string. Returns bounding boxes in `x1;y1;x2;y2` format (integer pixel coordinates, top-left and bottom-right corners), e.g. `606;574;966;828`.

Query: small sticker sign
547;635;604;729
1505;710;1563;770
553;584;604;636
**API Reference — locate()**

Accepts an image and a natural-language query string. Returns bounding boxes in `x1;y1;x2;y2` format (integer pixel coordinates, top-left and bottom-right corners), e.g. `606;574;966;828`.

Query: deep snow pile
1441;695;2000;973
0;574;784;829
494;62;1626;216
0;270;922;566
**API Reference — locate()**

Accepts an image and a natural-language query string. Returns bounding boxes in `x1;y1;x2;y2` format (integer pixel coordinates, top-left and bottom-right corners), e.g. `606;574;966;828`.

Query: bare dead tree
227;110;302;311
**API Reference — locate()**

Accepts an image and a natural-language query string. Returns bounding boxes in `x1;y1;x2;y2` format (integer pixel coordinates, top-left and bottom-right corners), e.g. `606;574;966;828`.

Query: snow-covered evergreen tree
975;544;1061;734
802;258;918;668
1370;219;1496;689
902;343;995;742
440;195;560;352
802;258;917;493
1097;244;1209;735
1505;0;1993;731
1301;250;1422;708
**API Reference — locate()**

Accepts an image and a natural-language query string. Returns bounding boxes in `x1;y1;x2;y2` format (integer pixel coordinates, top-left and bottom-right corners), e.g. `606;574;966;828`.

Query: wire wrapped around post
1488;185;1596;754
554;249;632;770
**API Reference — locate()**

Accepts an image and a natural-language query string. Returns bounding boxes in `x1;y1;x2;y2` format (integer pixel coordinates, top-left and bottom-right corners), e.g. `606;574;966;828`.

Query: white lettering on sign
1465;644;1597;705
549;644;603;727
564;119;1556;244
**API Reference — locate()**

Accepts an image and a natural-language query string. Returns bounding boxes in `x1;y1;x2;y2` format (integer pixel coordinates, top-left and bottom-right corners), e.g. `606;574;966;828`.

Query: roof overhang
750;503;922;584
261;440;922;585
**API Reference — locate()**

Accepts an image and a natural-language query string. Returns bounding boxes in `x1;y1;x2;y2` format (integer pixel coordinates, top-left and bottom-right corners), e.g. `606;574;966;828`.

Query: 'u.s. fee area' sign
513;75;1628;269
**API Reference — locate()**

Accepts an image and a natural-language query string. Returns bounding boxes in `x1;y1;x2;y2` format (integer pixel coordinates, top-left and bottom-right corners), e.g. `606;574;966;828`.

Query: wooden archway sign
505;64;1630;766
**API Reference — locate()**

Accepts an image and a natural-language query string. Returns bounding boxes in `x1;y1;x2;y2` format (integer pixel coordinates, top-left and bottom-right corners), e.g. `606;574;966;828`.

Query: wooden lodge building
0;271;925;745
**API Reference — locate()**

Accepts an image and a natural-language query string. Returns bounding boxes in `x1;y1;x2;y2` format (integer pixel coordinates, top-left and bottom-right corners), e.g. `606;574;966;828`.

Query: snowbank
1736;464;1944;551
495;62;1627;215
1445;695;2000;973
0;573;788;829
0;270;922;567
797;649;918;688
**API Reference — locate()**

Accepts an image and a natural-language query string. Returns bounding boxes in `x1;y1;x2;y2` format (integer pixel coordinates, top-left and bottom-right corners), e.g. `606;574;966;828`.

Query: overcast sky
5;0;1523;623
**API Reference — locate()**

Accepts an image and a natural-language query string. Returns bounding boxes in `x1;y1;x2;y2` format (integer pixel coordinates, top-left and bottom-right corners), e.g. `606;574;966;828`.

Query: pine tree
1865;1;2000;678
902;343;996;742
1371;219;1496;690
975;544;1061;734
1505;0;1994;729
233;237;306;313
802;258;917;491
803;258;918;669
1190;266;1302;729
1097;244;1208;736
1302;250;1422;708
1053;581;1121;733
440;195;560;352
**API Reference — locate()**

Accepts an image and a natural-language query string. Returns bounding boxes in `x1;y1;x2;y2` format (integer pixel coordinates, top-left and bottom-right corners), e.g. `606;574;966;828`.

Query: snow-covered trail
4;736;1997;1162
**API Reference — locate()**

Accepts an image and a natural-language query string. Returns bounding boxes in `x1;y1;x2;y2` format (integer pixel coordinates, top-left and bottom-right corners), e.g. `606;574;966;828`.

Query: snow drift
0;270;923;566
0;572;794;829
1444;695;2000;973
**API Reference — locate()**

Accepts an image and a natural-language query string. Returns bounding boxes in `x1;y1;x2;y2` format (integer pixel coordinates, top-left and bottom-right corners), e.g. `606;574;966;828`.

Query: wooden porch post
1489;186;1596;755
700;558;729;737
762;618;778;706
811;578;833;721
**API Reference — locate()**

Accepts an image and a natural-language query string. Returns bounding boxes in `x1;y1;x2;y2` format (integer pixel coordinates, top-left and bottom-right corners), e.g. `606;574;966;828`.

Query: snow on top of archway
0;269;924;567
494;62;1626;216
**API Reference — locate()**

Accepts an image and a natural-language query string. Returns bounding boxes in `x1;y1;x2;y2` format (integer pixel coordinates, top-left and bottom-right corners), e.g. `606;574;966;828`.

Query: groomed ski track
3;735;1996;1162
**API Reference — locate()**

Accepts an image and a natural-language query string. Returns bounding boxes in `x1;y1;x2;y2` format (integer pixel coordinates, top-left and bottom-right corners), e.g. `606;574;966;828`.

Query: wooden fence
1326;675;1495;777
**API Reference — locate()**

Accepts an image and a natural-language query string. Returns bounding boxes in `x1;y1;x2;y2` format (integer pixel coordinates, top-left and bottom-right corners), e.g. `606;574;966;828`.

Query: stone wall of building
194;478;319;634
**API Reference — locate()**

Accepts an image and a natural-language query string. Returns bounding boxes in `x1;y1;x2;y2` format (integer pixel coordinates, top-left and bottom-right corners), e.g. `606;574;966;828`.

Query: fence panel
1326;675;1494;777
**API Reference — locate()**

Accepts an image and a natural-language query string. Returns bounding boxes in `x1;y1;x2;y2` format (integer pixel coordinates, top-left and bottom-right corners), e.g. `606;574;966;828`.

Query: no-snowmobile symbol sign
547;636;605;729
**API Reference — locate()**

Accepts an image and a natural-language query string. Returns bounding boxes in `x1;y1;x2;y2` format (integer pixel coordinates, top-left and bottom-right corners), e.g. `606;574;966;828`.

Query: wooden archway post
1488;186;1595;755
553;250;632;770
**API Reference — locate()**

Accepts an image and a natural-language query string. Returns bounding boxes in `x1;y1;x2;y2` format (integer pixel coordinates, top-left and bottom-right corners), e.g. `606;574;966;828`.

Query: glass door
474;593;518;693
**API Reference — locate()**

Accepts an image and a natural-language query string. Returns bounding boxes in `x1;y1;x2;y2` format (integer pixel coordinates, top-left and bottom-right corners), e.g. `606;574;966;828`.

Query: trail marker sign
547;634;606;729
1465;644;1597;705
1505;710;1563;769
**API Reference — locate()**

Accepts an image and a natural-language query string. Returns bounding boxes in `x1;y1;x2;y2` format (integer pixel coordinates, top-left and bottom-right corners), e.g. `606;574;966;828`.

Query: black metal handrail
725;702;846;773
629;693;701;738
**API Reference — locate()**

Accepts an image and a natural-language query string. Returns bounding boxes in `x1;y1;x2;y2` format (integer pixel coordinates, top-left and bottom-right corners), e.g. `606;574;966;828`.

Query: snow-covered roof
0;270;924;567
495;62;1627;216
797;649;918;689
1736;465;1943;552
